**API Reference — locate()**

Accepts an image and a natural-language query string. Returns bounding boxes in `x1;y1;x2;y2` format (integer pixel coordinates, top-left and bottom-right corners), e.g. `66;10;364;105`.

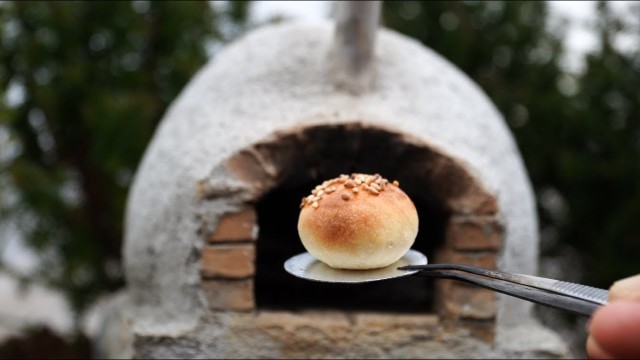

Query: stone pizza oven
98;2;570;358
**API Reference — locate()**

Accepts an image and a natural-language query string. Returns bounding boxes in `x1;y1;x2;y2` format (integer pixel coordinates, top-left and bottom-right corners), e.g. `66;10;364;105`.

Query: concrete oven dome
102;17;569;359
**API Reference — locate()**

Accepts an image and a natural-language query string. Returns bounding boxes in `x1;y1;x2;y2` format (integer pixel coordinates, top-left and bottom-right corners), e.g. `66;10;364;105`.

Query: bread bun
297;173;418;269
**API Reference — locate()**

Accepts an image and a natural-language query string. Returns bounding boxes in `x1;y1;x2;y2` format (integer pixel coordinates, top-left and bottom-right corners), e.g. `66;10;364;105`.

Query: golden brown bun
297;173;418;269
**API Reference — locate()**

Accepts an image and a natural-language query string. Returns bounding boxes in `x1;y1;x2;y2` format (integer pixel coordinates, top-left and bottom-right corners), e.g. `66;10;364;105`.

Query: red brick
439;250;497;269
200;244;255;278
202;279;254;311
421;156;497;215
209;208;257;242
224;148;277;198
434;277;451;316
447;192;498;215
478;195;498;214
446;216;503;251
443;283;496;320
460;319;495;343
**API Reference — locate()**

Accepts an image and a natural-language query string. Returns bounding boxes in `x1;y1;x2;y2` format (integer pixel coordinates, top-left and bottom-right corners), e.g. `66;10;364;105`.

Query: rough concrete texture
128;310;567;359
91;292;134;359
120;21;569;357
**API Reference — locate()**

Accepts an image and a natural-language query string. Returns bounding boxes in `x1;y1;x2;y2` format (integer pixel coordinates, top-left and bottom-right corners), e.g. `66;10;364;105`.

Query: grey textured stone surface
114;21;569;358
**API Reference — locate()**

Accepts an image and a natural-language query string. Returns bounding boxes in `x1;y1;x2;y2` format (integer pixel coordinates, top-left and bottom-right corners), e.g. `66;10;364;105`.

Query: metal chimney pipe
329;0;381;94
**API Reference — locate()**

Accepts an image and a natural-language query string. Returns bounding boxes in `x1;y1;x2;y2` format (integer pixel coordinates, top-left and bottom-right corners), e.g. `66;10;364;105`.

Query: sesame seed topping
301;173;400;208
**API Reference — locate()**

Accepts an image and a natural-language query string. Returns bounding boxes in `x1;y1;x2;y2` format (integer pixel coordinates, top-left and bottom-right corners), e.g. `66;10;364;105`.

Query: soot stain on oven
253;125;450;313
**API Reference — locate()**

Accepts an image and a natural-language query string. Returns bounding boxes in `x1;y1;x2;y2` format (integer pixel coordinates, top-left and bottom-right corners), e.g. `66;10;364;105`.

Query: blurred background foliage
0;1;251;316
0;0;638;353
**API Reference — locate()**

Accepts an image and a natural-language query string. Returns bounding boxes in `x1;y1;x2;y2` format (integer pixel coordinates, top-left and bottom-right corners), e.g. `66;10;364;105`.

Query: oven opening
254;125;450;313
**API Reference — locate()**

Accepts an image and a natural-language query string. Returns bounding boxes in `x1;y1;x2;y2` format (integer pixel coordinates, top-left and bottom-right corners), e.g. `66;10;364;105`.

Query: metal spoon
284;249;428;283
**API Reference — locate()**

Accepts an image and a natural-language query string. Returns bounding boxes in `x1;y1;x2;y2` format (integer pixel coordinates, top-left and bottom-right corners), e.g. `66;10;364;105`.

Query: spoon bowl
284;249;428;283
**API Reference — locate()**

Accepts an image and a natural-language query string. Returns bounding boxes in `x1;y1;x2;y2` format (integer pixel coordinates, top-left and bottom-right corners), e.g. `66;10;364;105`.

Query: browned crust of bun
297;174;418;269
300;180;412;251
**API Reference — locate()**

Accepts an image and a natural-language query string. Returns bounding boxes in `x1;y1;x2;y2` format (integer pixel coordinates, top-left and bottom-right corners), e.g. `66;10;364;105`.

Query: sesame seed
302;173;399;208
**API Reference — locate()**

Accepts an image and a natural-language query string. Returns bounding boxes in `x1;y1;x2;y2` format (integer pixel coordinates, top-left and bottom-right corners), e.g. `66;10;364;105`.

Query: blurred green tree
0;1;250;317
557;2;640;286
383;0;640;289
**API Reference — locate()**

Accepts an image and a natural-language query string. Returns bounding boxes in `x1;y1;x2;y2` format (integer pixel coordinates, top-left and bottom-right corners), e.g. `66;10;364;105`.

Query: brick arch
197;123;503;342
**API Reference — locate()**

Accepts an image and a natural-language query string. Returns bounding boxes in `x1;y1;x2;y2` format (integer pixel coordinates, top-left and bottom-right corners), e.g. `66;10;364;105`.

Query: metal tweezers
399;264;609;317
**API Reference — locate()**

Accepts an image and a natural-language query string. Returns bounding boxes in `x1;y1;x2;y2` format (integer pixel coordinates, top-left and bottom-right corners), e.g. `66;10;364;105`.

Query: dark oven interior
253;124;451;313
